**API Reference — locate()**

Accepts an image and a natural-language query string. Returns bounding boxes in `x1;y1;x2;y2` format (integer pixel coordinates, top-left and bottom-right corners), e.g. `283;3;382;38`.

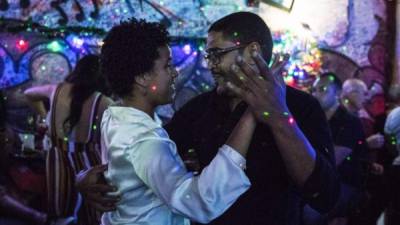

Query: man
309;73;368;225
313;74;367;168
77;12;340;225
341;78;385;152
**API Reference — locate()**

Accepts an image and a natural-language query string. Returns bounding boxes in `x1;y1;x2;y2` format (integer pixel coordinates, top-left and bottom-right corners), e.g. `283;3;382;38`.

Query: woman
24;55;113;225
99;18;258;225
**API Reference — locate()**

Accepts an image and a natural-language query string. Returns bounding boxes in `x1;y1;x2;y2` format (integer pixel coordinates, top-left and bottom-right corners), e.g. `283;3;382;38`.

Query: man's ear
243;42;261;65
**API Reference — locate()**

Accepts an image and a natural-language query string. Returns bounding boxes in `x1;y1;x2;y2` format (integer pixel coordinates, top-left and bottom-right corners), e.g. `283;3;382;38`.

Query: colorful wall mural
0;0;394;131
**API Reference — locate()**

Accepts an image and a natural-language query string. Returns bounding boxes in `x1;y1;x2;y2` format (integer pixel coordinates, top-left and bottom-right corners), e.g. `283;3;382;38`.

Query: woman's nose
171;67;179;79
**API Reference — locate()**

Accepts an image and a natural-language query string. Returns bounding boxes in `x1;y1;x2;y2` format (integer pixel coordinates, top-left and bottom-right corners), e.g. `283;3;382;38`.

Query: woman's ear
135;73;152;87
134;73;153;96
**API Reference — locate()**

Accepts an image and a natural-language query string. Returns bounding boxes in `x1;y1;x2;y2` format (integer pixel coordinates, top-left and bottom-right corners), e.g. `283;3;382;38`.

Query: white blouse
101;106;250;225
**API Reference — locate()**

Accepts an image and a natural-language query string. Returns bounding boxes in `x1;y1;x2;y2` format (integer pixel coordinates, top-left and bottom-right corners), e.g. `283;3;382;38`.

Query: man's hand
226;51;290;126
75;164;120;211
370;162;384;175
366;133;385;149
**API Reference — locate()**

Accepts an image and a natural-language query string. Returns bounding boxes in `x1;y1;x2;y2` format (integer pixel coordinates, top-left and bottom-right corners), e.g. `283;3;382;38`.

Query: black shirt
165;87;340;225
329;106;368;188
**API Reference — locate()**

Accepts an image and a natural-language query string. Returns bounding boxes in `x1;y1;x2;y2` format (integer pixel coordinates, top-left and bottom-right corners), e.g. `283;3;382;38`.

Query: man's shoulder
287;86;317;104
337;107;362;124
169;90;216;124
286;86;321;117
177;90;215;112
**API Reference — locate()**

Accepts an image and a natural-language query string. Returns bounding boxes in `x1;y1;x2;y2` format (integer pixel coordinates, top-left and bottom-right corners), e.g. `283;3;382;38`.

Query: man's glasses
204;44;247;65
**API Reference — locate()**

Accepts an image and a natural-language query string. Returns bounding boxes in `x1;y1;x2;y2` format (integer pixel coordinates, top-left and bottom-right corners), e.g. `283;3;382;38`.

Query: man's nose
206;58;217;70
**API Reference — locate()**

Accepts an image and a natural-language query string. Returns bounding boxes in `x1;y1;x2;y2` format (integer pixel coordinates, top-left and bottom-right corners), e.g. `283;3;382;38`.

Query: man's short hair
320;72;343;91
342;78;367;94
101;18;170;98
208;12;273;64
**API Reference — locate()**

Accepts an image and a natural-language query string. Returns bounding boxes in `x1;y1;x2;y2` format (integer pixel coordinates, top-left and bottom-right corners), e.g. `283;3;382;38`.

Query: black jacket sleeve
288;88;340;213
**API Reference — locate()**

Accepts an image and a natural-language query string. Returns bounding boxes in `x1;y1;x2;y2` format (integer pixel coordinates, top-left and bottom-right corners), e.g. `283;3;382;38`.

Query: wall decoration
0;0;394;131
261;0;295;11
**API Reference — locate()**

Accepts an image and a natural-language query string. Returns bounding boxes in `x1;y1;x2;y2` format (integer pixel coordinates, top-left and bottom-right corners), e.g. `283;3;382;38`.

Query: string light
183;44;192;55
71;36;84;49
273;30;322;89
47;41;64;52
288;117;295;124
16;39;28;51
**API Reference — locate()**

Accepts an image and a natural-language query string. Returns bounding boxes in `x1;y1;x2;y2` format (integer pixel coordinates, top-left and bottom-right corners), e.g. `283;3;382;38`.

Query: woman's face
147;45;178;106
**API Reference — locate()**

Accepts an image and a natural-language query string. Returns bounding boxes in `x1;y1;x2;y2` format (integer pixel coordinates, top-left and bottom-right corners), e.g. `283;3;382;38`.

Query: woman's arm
225;108;256;158
24;84;56;117
130;138;250;224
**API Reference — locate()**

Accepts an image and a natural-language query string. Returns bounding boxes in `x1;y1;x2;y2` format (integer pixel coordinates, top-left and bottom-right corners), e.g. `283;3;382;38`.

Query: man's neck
228;97;242;112
325;102;340;120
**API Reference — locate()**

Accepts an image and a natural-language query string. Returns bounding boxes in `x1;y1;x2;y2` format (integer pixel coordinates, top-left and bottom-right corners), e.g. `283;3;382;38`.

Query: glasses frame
204;44;248;65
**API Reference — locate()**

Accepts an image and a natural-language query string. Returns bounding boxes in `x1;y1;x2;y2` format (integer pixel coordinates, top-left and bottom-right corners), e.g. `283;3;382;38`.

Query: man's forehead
314;77;331;87
206;31;230;48
343;84;363;92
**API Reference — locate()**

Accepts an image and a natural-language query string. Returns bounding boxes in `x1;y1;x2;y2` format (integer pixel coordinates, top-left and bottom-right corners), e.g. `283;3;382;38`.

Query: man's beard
214;76;237;97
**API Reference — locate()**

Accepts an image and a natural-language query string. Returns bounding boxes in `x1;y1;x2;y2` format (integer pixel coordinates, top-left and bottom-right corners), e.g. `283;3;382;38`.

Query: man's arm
228;51;340;212
286;94;340;213
75;165;119;212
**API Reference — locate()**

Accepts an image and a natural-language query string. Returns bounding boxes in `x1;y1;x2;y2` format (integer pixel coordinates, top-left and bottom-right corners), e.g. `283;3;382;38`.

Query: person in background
341;78;385;153
383;107;400;225
308;73;368;225
0;91;70;225
24;55;113;225
341;78;394;225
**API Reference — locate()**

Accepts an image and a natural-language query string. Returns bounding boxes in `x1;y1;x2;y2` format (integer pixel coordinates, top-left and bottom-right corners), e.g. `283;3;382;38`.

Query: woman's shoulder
99;95;115;106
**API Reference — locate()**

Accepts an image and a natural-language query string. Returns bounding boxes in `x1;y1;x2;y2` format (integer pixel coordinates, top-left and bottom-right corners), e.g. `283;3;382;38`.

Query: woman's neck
121;95;155;119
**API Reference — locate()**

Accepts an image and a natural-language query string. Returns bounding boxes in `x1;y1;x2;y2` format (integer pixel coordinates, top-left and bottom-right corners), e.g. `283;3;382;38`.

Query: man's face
312;77;338;111
341;83;367;111
205;31;248;96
